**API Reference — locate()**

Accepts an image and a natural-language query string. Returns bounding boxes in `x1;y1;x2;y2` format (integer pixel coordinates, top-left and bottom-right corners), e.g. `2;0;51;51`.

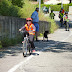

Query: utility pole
61;0;63;8
39;0;41;12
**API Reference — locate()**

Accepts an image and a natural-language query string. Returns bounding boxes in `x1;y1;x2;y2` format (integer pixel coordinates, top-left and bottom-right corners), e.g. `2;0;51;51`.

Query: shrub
50;5;61;11
39;12;58;33
41;0;44;4
0;0;21;17
20;0;36;18
69;3;72;6
1;36;22;47
0;41;2;48
12;0;24;8
40;3;72;11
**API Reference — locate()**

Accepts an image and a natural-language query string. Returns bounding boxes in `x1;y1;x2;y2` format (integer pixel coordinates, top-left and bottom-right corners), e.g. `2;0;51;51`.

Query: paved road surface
0;13;72;72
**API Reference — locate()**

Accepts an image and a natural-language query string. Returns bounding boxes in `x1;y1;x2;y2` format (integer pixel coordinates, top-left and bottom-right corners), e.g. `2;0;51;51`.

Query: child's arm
19;26;25;31
32;25;36;31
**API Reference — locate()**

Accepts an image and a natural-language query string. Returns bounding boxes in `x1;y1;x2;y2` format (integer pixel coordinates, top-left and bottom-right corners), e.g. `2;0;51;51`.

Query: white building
44;0;70;5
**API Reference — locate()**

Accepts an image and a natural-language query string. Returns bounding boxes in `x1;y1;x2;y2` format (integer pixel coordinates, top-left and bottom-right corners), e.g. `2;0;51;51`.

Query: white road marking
8;31;72;72
8;55;33;72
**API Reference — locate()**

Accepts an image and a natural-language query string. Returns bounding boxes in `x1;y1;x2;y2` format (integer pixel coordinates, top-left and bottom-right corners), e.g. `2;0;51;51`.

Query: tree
41;0;43;4
12;0;24;7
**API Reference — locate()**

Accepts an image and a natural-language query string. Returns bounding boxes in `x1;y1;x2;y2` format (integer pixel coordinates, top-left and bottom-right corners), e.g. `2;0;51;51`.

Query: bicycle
20;31;32;57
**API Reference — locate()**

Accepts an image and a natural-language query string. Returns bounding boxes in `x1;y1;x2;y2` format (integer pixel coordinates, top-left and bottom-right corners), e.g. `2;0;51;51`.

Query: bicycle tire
23;39;28;57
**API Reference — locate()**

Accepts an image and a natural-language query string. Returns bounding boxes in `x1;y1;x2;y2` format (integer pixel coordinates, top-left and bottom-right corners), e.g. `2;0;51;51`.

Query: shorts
33;22;39;32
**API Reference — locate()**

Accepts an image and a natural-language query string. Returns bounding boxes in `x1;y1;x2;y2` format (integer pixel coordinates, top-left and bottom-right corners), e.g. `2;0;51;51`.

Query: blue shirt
31;11;39;22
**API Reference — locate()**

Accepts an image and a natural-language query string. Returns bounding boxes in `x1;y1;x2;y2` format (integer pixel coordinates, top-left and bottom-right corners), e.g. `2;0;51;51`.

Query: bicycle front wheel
23;40;28;57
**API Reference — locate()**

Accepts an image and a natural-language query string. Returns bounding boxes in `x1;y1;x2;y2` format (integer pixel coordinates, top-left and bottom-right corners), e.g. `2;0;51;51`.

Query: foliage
12;0;24;8
0;41;2;48
1;36;22;47
0;0;21;17
69;3;72;6
20;0;36;18
41;0;43;4
39;3;72;11
39;12;58;33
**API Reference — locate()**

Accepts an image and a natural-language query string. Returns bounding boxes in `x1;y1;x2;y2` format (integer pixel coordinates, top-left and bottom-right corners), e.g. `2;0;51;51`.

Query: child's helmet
26;18;32;21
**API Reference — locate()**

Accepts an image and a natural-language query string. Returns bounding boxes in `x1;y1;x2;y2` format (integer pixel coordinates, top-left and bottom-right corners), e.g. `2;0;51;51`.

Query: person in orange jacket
19;18;36;52
61;7;64;14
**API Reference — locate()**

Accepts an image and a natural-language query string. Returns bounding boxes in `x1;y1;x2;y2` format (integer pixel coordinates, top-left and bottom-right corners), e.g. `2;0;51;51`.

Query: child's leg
29;35;35;49
67;22;69;31
65;21;67;30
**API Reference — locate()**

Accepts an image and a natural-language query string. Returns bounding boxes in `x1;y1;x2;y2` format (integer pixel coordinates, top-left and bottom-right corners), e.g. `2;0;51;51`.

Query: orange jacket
25;23;35;35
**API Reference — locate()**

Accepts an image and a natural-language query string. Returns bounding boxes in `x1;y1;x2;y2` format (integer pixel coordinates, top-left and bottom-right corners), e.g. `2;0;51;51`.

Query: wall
0;16;51;40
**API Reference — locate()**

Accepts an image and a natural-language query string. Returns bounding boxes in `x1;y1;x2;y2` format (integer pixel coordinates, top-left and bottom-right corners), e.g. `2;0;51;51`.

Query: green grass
1;36;22;47
0;41;2;48
39;12;58;33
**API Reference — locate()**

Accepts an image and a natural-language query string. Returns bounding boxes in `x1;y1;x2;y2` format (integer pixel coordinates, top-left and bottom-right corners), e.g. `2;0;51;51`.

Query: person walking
63;12;69;31
61;7;64;15
50;10;55;19
59;10;64;27
31;7;39;41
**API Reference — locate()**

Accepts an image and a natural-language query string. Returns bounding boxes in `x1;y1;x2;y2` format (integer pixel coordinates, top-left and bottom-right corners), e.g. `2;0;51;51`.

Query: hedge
0;0;21;17
40;3;72;11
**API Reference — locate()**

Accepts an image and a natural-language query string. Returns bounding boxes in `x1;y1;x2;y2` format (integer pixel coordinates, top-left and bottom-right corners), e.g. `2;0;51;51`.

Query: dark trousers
60;18;63;27
64;21;69;30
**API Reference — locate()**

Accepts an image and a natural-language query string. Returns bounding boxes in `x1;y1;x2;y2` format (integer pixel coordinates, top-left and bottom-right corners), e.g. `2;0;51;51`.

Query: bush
12;0;24;8
57;3;61;5
0;41;2;48
39;12;58;33
20;0;36;18
69;3;72;6
1;36;22;47
0;0;21;17
40;3;72;11
50;5;61;11
41;0;44;4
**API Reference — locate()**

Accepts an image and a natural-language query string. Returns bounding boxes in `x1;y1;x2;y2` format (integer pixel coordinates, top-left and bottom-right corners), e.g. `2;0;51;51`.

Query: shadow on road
0;40;72;58
35;40;72;53
42;41;72;53
0;44;23;58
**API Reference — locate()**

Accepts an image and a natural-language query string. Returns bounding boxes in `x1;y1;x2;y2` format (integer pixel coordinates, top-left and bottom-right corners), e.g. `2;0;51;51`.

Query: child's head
26;18;32;25
61;7;63;10
65;12;68;16
51;10;53;13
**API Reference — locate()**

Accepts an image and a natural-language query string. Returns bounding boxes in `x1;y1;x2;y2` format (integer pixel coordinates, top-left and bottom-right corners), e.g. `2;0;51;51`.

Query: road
0;13;72;72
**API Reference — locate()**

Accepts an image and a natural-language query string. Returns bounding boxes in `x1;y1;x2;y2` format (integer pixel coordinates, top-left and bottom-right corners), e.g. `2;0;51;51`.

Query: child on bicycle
19;18;36;52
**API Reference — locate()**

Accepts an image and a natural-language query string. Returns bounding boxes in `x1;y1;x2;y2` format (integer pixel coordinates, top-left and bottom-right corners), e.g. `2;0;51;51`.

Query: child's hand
33;29;35;32
19;29;21;31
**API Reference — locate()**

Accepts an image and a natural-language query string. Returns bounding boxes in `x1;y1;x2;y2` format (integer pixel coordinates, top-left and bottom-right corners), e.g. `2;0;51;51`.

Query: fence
0;16;51;40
